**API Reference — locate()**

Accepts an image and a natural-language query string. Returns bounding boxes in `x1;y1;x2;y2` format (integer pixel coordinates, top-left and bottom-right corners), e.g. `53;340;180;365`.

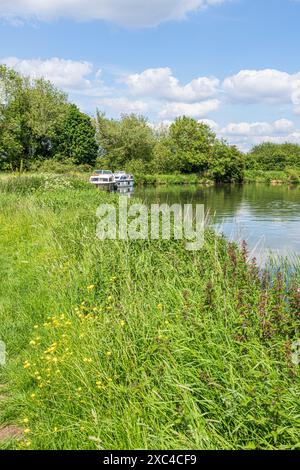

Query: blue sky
1;0;300;149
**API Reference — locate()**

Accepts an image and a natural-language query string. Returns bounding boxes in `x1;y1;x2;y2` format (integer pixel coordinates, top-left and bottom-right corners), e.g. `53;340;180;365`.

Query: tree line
246;142;300;171
1;64;300;182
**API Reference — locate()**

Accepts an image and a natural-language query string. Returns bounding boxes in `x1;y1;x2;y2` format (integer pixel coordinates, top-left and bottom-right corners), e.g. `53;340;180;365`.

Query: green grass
0;173;90;194
245;169;300;184
0;175;299;450
135;174;214;186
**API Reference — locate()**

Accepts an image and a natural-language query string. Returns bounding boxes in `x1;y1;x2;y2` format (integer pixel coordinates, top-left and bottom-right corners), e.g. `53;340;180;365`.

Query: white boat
89;170;115;191
114;171;134;189
89;170;134;192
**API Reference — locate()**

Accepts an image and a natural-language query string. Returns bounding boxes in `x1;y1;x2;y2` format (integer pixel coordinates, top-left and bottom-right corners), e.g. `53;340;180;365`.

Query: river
134;183;300;264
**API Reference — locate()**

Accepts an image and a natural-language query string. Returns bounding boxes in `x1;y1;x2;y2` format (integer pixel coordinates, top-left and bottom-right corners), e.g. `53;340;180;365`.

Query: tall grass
0;176;299;450
135;174;213;186
0;173;90;194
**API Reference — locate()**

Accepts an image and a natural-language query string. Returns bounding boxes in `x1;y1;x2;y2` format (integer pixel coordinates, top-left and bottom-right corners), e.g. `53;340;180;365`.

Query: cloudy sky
1;0;300;150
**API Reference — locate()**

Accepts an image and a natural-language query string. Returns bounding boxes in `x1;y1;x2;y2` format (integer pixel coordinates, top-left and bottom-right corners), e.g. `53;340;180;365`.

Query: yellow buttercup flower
83;357;92;363
87;285;95;291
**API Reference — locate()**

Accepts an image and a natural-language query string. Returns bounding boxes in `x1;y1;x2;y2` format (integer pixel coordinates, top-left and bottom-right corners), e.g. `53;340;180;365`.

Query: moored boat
89;170;134;192
113;171;134;189
89;170;115;191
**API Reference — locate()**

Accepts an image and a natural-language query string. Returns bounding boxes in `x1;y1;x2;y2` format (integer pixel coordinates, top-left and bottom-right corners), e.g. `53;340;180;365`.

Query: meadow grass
0;175;299;450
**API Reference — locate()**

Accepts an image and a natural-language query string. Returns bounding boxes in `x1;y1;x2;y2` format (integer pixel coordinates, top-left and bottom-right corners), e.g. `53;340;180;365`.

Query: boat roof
94;170;113;175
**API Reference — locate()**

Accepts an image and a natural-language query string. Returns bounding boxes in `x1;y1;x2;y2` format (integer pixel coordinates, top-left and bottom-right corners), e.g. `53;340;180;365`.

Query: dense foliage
247;142;300;171
0;66;97;170
95;111;155;173
95;113;245;182
54;104;98;166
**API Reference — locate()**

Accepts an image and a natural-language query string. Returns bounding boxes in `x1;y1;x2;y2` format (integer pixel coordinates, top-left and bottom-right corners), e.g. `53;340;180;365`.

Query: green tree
150;139;177;174
26;79;67;161
55;104;98;166
95;111;155;171
247;142;300;170
209;140;244;183
0;65;67;170
167;117;216;174
0;65;26;169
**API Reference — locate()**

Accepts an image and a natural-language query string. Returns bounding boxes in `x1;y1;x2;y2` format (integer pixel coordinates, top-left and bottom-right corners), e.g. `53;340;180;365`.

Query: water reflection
134;184;300;264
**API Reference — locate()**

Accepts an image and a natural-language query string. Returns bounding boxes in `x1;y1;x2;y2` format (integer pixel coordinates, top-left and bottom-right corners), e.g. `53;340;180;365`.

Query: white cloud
123;67;219;102
273;118;295;133
97;97;150;114
0;56;113;100
159;99;221;119
236;132;300;152
0;56;94;91
0;0;228;27
223;69;300;110
222;122;272;137
198;119;219;130
221;119;295;137
219;119;298;151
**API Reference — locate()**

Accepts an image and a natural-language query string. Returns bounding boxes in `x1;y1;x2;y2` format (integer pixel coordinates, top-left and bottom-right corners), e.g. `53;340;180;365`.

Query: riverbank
0;175;299;450
2;170;300;189
137;171;300;186
0;172;215;188
245;169;300;184
135;174;214;186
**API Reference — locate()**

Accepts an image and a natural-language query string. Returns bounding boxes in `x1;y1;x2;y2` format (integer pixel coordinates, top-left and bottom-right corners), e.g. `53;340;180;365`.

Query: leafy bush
247;142;300;171
29;159;93;175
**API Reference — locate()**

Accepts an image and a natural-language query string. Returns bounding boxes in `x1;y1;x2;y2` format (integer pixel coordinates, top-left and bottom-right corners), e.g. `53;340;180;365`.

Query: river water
134;183;300;264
